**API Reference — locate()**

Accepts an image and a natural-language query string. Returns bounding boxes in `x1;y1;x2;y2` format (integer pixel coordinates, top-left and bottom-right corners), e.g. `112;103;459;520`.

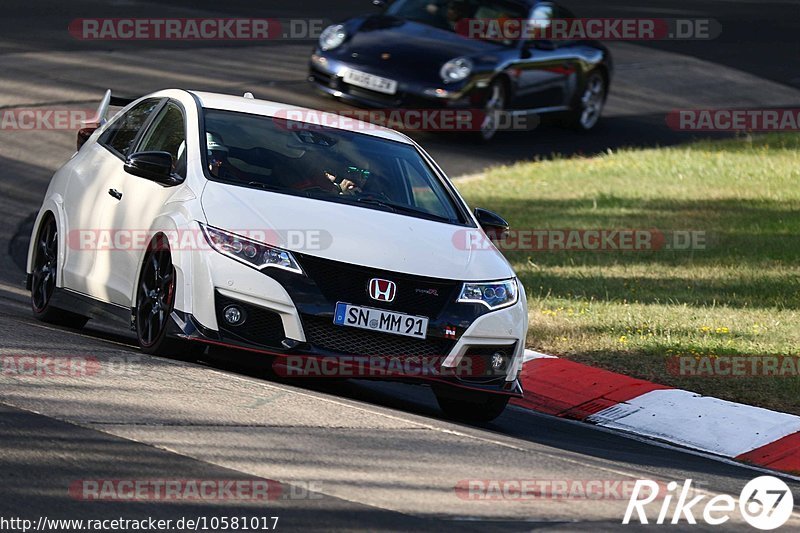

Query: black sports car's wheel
135;238;203;360
478;80;507;142
30;214;89;328
567;70;607;131
433;385;510;423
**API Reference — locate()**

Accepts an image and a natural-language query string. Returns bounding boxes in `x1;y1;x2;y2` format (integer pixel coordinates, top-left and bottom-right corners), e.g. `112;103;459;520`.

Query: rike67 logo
624;476;794;529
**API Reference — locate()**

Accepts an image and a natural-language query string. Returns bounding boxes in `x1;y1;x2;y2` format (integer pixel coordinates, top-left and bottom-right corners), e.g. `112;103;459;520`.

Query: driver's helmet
446;0;470;20
207;132;229;160
206;132;230;177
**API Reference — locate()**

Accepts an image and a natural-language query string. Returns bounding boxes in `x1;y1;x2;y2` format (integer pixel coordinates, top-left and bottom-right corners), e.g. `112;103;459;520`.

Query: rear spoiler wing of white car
77;90;138;150
85;90;137;127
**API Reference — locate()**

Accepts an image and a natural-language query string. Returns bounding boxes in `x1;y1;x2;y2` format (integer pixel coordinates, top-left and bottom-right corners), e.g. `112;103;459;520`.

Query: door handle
108;189;123;200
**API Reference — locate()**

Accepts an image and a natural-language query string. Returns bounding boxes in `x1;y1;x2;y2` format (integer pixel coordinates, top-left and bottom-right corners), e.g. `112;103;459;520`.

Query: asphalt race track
1;0;799;530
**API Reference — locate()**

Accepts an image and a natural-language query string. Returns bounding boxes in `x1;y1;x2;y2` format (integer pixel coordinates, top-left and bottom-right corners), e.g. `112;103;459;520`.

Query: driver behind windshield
206;126;397;201
323;169;361;195
207;131;249;181
426;0;471;30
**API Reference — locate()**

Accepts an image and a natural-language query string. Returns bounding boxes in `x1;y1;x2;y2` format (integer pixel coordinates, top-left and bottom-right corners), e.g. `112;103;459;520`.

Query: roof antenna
243;92;254;99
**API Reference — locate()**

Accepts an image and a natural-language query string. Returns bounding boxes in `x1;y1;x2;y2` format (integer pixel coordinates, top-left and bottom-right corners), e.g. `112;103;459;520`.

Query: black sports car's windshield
203;109;465;224
386;0;528;45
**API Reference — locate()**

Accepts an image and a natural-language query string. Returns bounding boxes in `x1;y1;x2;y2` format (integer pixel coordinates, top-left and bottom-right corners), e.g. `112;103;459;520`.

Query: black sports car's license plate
342;69;398;95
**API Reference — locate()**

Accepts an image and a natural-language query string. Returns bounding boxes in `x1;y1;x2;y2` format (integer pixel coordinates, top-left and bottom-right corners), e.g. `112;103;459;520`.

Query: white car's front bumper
171;248;528;395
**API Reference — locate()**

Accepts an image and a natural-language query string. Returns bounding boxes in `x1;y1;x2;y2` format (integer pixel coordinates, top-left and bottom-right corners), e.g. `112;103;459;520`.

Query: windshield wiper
246;181;284;191
354;196;396;212
222;179;285;192
355;196;452;223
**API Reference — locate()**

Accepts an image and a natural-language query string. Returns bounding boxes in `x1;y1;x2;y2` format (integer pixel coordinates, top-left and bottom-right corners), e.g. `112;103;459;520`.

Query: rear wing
77;90;139;150
84;90;138;128
110;95;137;107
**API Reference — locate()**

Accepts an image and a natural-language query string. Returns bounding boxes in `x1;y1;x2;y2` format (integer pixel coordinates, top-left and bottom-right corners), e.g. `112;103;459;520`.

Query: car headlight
319;24;347;51
200;224;303;275
458;279;518;310
440;57;473;83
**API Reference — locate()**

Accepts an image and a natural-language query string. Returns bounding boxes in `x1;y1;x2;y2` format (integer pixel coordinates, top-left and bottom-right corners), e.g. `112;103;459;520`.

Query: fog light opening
223;305;246;326
491;352;507;372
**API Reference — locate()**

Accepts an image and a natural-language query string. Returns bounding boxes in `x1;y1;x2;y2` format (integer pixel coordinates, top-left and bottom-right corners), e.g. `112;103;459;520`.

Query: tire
134;236;204;361
565;69;607;131
30;214;89;328
476;79;508;142
433;385;511;423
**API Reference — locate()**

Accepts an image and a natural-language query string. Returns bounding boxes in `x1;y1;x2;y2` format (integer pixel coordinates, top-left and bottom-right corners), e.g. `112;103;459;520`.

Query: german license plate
333;302;428;340
342;69;398;95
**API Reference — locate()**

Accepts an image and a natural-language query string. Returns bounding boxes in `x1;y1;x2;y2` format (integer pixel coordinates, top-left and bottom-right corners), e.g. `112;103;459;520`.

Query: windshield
202;109;466;225
385;0;528;46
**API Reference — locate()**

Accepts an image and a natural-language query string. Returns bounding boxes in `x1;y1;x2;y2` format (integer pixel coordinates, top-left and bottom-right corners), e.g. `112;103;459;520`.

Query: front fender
127;213;197;314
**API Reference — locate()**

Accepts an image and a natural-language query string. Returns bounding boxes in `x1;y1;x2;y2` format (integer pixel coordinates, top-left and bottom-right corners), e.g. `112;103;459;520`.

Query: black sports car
309;0;612;140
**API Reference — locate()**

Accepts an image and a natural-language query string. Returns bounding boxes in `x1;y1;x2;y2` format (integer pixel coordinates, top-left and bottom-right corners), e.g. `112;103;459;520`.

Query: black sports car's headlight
200;224;303;275
458;279;519;310
440;57;473;83
319;24;347;51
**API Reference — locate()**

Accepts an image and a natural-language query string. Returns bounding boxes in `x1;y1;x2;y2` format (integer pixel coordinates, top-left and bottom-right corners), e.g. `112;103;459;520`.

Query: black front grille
301;314;455;359
298;254;459;319
215;292;285;348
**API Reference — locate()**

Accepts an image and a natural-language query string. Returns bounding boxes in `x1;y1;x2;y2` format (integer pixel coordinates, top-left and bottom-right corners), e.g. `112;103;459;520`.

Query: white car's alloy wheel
136;242;177;350
31;216;58;313
30;214;88;328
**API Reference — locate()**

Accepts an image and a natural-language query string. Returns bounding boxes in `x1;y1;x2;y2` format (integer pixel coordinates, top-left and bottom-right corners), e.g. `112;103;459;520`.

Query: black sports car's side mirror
124;151;181;186
372;0;387;7
474;208;510;241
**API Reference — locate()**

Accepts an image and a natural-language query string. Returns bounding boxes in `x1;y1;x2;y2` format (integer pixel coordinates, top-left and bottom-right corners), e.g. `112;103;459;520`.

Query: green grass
456;133;800;413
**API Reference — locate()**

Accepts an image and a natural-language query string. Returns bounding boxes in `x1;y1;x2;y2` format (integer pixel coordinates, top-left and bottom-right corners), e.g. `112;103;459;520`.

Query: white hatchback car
27;89;528;421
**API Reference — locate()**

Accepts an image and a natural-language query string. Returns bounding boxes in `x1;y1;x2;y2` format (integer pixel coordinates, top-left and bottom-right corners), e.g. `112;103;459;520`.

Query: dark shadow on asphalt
4;307;799;496
194;348;800;488
0;403;545;532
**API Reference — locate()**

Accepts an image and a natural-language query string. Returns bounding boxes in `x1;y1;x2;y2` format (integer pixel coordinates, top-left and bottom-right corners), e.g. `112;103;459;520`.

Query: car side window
100;99;162;158
135;102;188;179
399;158;458;220
528;4;554;39
525;3;573;50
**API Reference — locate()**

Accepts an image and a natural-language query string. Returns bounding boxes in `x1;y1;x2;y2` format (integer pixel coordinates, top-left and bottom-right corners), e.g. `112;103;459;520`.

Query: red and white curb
514;349;800;475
